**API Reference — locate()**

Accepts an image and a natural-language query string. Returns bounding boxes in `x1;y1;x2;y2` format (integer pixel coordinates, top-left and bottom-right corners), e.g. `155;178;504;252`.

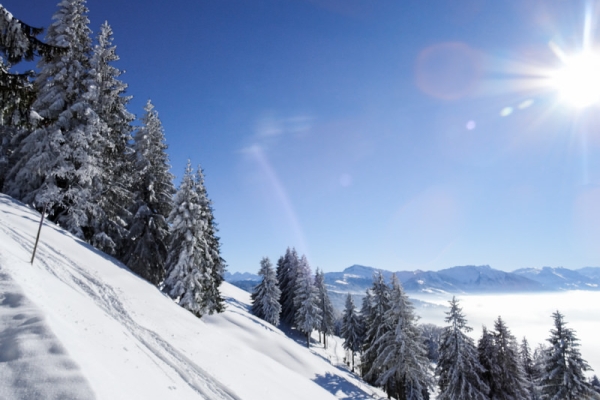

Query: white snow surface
0;194;384;400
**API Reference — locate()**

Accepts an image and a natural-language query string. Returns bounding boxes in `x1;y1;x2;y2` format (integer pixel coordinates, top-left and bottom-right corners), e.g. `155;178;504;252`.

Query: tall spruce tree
540;311;599;400
367;274;432;400
361;272;391;385
0;6;62;189
436;297;489;400
492;317;529;400
5;0;104;239
341;293;363;372
87;21;134;255
251;257;282;326
193;165;226;314
122;100;174;285
276;247;300;326
314;268;335;348
294;255;321;348
162;161;205;316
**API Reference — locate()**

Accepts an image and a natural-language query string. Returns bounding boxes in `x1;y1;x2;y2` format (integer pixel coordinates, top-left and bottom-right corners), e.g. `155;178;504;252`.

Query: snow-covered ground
0;194;384;400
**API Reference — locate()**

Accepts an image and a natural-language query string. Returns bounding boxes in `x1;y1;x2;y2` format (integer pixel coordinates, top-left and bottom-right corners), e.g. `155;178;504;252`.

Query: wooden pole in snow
30;204;47;264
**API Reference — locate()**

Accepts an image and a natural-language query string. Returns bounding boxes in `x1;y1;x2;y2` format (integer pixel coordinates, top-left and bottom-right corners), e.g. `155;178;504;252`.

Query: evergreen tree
540;311;599;400
492;317;529;400
367;274;432;400
341;293;363;371
478;325;498;397
436;297;489;400
5;0;104;239
590;376;600;394
420;323;443;363
251;257;281;326
293;255;321;348
122;100;174;284
193;165;225;314
361;272;391;385
314;268;335;348
276;247;300;326
87;21;134;255
162;161;205;316
520;337;541;400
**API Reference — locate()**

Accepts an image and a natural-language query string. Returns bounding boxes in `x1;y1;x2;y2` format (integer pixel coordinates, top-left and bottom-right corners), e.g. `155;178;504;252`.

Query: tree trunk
307;332;310;348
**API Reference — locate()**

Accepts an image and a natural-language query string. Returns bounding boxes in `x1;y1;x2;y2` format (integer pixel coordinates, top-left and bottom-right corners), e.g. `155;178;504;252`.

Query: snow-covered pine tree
294;255;321;348
5;0;104;240
520;337;541;400
367;274;432;400
436;296;489;400
0;6;62;189
591;375;600;394
361;272;391;385
341;293;363;372
276;247;300;326
162;161;205;316
491;317;529;400
193;165;226;314
540;311;599;400
314;268;335;348
478;325;498;397
420;323;443;363
121;100;174;285
87;21;135;256
251;257;282;326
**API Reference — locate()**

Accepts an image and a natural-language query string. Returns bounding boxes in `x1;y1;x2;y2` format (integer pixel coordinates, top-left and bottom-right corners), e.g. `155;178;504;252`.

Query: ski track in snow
0;214;241;400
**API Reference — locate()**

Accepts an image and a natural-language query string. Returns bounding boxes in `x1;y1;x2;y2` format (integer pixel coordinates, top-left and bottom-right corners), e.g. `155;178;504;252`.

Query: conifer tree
314;268;335;348
540;311;599;400
251;257;281;326
122;100;174;284
5;0;104;239
491;317;529;400
276;247;300;326
294;256;321;348
520;337;541;400
193;165;225;314
367;274;432;400
87;21;134;255
591;376;600;394
436;297;489;400
162;161;205;316
341;293;363;372
361;272;391;385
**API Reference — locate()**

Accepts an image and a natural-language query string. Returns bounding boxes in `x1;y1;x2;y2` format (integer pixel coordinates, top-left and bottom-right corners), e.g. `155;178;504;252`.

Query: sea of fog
411;291;600;375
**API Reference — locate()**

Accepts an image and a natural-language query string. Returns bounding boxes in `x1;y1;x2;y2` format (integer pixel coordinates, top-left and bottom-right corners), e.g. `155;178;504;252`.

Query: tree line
0;0;225;317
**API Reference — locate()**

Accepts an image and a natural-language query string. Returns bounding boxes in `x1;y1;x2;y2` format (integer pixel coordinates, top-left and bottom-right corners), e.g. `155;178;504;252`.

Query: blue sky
5;0;600;273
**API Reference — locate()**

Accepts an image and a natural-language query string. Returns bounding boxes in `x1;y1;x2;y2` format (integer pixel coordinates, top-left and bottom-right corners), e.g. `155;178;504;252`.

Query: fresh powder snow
0;194;385;400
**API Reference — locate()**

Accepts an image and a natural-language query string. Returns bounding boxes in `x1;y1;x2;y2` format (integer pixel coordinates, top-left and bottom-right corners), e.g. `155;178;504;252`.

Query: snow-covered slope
0;194;384;400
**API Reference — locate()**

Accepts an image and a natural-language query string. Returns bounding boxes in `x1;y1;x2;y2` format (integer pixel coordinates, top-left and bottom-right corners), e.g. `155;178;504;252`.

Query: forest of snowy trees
250;254;600;400
0;1;225;317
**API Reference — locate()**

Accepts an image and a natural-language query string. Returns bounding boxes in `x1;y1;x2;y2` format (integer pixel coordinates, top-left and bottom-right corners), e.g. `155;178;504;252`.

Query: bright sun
551;52;600;108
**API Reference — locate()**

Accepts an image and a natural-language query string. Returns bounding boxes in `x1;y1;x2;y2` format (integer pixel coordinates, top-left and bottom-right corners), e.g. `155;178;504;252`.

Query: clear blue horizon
5;0;600;273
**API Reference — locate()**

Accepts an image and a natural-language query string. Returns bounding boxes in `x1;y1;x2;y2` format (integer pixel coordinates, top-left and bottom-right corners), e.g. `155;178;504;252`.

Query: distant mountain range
225;265;600;295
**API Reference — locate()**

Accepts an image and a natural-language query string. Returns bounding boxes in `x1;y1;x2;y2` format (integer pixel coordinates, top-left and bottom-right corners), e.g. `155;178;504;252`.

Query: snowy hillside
0;194;384;400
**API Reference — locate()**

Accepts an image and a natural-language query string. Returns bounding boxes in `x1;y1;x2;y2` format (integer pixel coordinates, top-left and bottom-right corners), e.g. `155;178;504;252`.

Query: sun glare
551;52;600;108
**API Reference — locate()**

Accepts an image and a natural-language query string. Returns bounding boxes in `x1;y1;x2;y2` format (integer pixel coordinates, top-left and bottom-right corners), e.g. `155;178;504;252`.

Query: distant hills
226;264;600;295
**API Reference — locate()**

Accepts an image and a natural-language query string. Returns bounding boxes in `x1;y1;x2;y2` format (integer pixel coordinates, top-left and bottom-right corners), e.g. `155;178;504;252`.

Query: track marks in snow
0;263;96;400
0;213;241;400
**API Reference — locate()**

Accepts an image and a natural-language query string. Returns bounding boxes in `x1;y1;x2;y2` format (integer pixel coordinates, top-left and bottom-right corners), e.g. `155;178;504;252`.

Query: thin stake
30;204;47;264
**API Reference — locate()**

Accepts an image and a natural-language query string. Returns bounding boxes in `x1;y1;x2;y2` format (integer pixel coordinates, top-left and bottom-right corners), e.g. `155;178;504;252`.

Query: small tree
251;257;281;326
294;256;321;348
492;317;529;400
314;268;335;348
341;293;363;371
520;337;541;400
276;247;300;326
540;311;599;400
436;297;489;400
